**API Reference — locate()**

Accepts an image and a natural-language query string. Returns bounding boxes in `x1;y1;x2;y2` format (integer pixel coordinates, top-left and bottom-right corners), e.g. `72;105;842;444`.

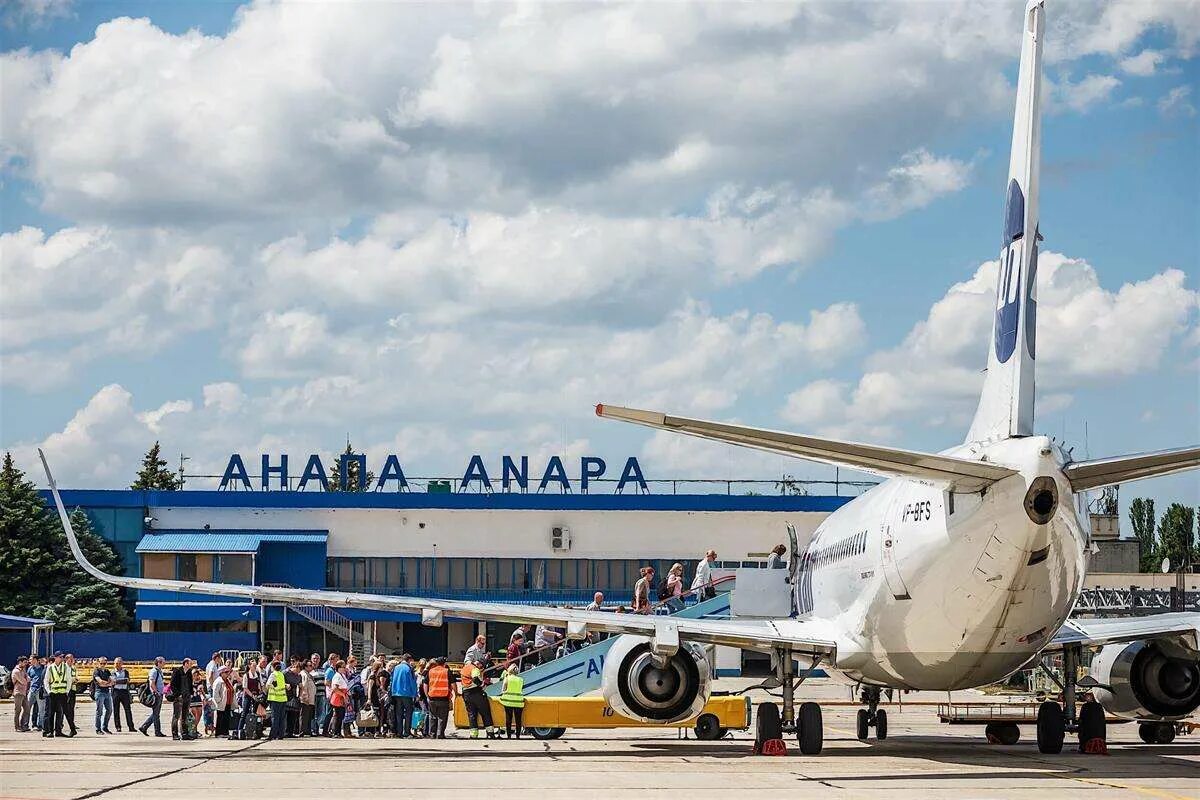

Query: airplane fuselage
795;434;1088;690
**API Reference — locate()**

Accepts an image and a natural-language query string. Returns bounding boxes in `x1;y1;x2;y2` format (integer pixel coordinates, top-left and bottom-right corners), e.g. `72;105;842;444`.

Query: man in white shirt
585;592;604;611
690;550;718;600
205;653;223;688
464;635;489;667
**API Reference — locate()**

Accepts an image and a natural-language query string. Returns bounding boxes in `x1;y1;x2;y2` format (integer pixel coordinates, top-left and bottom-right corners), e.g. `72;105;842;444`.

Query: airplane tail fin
966;0;1044;444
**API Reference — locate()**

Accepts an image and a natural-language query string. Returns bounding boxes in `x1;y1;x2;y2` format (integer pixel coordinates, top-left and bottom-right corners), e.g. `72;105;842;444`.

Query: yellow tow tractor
454;693;750;740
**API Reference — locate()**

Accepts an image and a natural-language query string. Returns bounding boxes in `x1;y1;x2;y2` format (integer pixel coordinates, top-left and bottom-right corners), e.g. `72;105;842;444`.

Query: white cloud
136;400;194;434
1120;49;1167;76
779;254;1198;439
202;382;246;414
1051;74;1122;114
1159;85;1197;118
3;0;72;29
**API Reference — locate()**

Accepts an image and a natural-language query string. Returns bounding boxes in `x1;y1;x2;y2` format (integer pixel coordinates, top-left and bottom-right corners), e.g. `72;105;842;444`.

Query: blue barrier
0;631;259;666
486;593;732;698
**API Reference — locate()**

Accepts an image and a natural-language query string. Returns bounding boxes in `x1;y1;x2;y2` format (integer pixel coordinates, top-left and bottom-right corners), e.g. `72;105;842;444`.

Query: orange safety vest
427;665;451;698
460;663;485;691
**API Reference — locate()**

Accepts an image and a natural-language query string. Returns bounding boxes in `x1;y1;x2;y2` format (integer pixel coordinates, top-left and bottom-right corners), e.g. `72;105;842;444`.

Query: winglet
38;448;113;586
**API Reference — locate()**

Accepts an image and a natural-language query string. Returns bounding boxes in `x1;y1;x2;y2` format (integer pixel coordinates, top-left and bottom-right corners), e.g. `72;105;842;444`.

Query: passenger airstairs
485;591;732;698
287;603;383;662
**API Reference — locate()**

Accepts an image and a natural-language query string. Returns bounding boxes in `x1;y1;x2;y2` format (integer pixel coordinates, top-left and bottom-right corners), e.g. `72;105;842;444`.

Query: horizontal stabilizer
595;404;1017;493
1064;446;1200;492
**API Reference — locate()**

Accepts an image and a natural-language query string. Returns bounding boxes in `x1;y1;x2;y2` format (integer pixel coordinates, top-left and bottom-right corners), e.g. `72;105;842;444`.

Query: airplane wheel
875;708;888;741
985;722;1021;745
1154;722;1176;744
796;702;823;755
694;713;722;741
1036;701;1065;754
856;709;869;740
1138;723;1156;744
1076;702;1106;751
755;702;782;747
528;726;565;740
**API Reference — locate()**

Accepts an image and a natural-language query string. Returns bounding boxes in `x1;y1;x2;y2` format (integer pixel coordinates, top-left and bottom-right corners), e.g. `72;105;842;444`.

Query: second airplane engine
600;635;712;724
1091;639;1200;721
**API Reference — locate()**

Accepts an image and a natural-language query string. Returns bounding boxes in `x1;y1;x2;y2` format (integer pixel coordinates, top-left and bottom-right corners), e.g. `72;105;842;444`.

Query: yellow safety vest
266;669;288;703
499;670;524;708
46;663;70;694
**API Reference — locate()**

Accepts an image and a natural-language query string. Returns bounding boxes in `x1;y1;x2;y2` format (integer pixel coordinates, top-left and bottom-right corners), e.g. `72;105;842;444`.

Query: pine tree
1129;497;1157;572
1157;503;1196;573
0;453;130;630
131;442;183;490
326;442;375;492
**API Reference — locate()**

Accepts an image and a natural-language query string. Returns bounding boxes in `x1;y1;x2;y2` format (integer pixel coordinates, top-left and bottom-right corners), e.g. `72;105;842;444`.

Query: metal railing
172;473;877;496
1074;587;1200;615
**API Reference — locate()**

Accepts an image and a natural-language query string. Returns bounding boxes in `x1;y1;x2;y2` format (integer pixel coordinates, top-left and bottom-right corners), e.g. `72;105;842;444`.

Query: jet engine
600;635;712;724
1091;640;1200;720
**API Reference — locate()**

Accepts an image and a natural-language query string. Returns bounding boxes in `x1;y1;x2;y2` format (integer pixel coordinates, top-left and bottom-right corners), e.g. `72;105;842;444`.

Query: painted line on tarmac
70;739;269;800
1066;776;1197;800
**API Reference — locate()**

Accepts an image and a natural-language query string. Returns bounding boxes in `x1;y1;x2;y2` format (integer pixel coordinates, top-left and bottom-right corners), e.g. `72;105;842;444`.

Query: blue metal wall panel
42;489;850;513
0;631;258;664
256;541;326;588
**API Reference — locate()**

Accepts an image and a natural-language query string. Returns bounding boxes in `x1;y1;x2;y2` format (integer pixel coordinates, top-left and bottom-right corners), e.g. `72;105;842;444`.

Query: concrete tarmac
3;681;1198;800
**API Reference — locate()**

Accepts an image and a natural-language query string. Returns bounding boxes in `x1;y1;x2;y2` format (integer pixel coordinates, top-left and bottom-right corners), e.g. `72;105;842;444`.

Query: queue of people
8;549;729;740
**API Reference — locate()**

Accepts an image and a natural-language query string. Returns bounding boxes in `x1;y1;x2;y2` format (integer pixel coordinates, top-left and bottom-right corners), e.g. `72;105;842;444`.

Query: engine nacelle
600;635;712;724
1091;640;1200;721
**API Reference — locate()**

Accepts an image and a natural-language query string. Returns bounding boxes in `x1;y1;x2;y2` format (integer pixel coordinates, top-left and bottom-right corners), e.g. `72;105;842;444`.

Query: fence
0;631;259;668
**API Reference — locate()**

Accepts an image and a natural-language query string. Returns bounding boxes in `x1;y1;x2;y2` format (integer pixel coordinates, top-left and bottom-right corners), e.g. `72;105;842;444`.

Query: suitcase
242;714;262;740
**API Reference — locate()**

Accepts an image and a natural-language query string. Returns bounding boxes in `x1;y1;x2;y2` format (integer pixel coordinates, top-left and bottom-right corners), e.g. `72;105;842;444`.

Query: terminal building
46;468;851;670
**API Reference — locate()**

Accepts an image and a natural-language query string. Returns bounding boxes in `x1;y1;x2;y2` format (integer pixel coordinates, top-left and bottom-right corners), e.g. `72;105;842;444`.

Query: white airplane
41;0;1200;755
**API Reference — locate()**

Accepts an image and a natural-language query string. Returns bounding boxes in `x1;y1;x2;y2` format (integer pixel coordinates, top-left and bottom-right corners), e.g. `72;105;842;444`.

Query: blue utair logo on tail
994;179;1025;363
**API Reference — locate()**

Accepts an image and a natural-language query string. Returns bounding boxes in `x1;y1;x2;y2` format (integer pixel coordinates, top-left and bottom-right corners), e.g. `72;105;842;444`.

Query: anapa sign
219;453;648;493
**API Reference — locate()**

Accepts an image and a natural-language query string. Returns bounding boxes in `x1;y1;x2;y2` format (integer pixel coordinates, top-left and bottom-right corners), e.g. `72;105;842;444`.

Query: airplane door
880;524;911;600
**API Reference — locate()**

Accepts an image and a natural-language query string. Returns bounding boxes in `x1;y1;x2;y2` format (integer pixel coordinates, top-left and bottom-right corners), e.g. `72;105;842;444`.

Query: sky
0;0;1197;526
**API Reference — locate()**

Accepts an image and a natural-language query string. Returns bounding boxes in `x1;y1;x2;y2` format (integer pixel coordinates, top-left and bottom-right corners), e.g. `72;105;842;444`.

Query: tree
326;442;375;492
0;453;130;630
775;474;809;496
1129;498;1157;572
131;442;183;490
1157;503;1196;573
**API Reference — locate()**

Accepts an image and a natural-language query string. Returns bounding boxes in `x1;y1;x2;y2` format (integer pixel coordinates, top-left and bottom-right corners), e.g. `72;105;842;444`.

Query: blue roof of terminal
135;530;328;553
42;489;850;513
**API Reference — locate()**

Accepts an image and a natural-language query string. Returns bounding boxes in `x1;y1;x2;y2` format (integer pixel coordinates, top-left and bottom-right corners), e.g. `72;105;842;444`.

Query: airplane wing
1045;613;1200;652
1063;446;1200;492
38;450;836;659
595;404;1017;493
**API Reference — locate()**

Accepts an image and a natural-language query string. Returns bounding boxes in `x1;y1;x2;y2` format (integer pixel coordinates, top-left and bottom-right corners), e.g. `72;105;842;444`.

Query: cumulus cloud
1159;85;1197;118
1120;48;1168;76
780;254;1198;440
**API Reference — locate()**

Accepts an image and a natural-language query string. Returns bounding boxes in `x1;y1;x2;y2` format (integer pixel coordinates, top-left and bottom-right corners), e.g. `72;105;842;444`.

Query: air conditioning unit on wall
551;526;571;551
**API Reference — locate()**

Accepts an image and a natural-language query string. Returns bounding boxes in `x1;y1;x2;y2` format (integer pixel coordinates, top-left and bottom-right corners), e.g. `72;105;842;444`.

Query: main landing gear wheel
1139;722;1176;744
875;708;888;741
755;701;782;750
1036;701;1065;754
694;713;722;741
856;709;869;740
985;722;1021;745
796;702;823;755
1076;701;1106;752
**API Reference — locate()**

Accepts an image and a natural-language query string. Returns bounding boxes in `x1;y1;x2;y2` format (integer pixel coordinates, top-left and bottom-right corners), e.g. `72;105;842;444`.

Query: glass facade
322;556;738;592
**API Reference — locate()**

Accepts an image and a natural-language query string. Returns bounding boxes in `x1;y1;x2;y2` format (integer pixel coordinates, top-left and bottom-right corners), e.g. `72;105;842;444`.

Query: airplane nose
1023;475;1058;525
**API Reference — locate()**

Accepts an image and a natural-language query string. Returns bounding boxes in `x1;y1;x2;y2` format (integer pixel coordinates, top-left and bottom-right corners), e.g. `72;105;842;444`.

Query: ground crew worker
425;657;455;739
265;656;289;740
499;660;525;739
459;658;498;739
44;652;73;738
64;654;79;735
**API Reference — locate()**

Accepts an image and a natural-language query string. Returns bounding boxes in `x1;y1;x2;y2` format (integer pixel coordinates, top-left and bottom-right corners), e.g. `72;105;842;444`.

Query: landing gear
1076;701;1106;751
1035;643;1106;754
1036;700;1065;754
1139;721;1176;744
985;722;1021;745
761;648;824;755
856;687;887;740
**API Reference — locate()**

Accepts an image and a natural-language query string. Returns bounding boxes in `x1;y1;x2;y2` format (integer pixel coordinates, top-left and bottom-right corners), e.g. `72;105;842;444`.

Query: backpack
657;580;673;601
